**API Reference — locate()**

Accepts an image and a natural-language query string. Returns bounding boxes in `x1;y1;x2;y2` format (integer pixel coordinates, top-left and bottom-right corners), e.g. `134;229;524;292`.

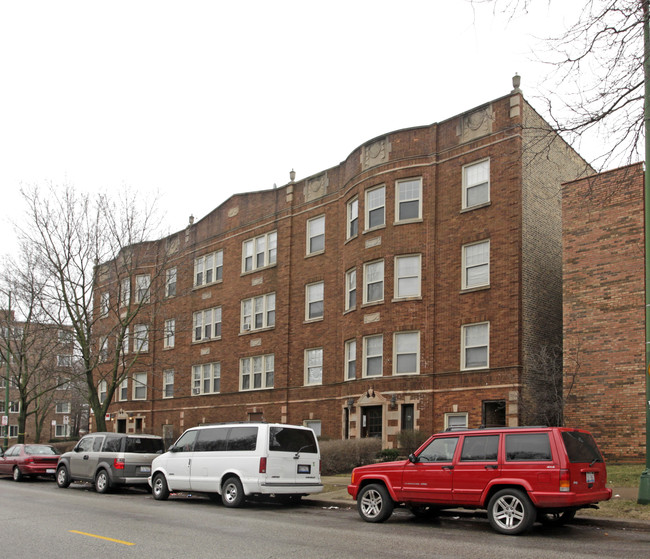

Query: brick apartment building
94;82;590;449
563;163;646;461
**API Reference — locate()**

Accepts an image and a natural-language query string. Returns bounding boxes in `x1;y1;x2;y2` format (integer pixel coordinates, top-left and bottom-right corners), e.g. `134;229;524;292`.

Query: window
118;378;128;401
462;322;489;370
164;319;175;349
242;231;277;272
363;260;384;303
401;404;414;431
99;336;108;362
122;327;129;355
55;424;70;438
57;354;72;368
163;369;174;398
98;380;107;404
120;278;130;307
347;198;358;239
193;307;222;341
345;339;356;380
395;254;421;299
505;433;552;461
445;413;468;431
304;420;322;437
305;348;323;385
241;293;275;332
483;400;506;427
133;372;147;400
9;425;18;438
345;268;356;311
9;401;20;413
166;267;177;297
135;274;151;304
394;331;420;375
462;240;490;289
307;215;325;255
55;402;71;414
463;159;490;209
240;354;274;391
418;437;459;462
100;292;110;317
365;185;385;229
194;250;223;287
134;323;149;353
363;334;383;377
396;178;422;222
306;282;324;320
192;363;220;395
461;435;499;461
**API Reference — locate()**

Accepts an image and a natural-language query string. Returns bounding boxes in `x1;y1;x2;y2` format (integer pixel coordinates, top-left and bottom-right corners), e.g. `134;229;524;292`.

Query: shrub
397;429;429;454
320;438;382;475
378;448;400;462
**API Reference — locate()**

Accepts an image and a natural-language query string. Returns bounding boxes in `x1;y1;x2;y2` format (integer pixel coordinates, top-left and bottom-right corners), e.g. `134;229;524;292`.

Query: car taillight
259;457;267;474
113;458;125;470
559;468;571;492
25;457;34;464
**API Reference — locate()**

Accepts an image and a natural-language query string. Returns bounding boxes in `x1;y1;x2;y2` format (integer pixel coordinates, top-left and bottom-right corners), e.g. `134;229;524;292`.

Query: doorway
361;406;382;438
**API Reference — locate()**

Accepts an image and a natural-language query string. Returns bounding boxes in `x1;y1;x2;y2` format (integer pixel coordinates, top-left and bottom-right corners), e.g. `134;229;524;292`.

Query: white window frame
194;250;223;287
55;424;71;438
395;177;422;222
135;274;151;304
163;369;174;399
395;254;421;299
99;336;108;362
164;318;176;349
363;334;383;378
304;420;322;437
345;268;357;311
345;339;356;381
193;307;222;342
98;380;107;404
240;354;274;391
118;378;128;402
462;240;490;290
462;159;490;209
305;348;323;386
55;402;71;414
120;278;130;307
8;401;20;413
461;322;490;370
305;281;324;321
134;323;149;353
241;293;275;332
307;215;325;255
192;362;220;395
363;260;384;304
445;412;468;431
100;292;110;317
166;267;177;297
242;231;277;273
365;185;386;230
132;372;147;400
57;354;72;368
122;327;129;355
347;197;359;239
393;331;420;375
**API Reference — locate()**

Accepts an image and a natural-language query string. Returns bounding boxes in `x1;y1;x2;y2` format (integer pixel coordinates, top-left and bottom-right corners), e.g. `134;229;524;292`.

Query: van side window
174;430;198;452
195;428;228;452
77;437;94;452
125;437;165;454
92;437;105;452
460;435;499;461
227;427;258;451
269;427;317;453
417;437;458;462
505;433;552;461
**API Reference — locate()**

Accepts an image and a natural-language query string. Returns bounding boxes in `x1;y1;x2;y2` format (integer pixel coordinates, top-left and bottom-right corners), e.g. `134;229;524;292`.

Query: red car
0;444;60;481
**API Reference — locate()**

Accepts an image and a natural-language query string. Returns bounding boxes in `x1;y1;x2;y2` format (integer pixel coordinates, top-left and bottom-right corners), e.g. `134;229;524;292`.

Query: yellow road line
69;530;135;546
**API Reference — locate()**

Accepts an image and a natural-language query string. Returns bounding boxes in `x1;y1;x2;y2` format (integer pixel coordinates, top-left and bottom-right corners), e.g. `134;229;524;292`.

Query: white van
149;422;322;507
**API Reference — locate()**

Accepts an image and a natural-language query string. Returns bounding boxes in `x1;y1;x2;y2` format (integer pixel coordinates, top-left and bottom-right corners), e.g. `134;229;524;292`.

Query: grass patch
579;498;650;521
606;464;644;487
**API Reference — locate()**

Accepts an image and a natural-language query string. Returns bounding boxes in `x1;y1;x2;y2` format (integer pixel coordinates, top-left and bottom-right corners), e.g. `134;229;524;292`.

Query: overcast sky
0;1;589;259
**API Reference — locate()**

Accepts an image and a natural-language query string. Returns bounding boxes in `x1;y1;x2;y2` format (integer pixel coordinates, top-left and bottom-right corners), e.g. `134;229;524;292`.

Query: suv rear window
505;433;552;461
561;431;604;463
124;437;164;454
269;427;317;453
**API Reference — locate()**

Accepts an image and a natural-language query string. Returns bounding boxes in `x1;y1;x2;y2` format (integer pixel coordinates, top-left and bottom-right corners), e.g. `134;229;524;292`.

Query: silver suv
56;432;164;493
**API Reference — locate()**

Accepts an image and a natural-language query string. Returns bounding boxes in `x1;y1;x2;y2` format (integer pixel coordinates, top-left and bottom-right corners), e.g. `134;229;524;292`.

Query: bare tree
17;184;169;432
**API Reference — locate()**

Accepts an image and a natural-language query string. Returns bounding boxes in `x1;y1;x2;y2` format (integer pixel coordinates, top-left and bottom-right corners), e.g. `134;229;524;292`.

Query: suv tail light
259;457;267;474
113;458;125;470
559;468;571;492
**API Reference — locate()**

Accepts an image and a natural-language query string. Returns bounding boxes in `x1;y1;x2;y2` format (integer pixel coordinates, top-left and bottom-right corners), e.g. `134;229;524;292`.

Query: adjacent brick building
563;163;646;461
94;83;590;449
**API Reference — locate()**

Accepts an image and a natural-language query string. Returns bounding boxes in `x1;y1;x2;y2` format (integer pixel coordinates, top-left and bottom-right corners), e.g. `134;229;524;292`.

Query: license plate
140;466;151;474
46;469;55;474
586;472;595;484
297;464;310;474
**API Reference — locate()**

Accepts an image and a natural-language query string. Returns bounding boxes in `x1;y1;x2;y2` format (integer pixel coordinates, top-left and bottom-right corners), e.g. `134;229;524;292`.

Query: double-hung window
194;250;223;287
133;373;147;400
395;254;421;299
307;215;325;255
463;240;490;289
463;159;490;209
134;323;149;353
363;260;384;304
192;363;220;395
306;282;324;320
98;380;107;404
396;178;422;222
240;354;274;391
163;369;174;398
120;278;130;307
345;339;356;380
345;268;356;311
305;348;323;385
55;402;71;414
118;378;128;401
135;274;151;304
242;231;277;272
193;307;222;341
363;334;383;377
164;318;175;348
166;267;177;297
394;331;420;375
100;292;110;317
462;322;489;370
365;185;385;230
347;198;358;239
241;293;275;331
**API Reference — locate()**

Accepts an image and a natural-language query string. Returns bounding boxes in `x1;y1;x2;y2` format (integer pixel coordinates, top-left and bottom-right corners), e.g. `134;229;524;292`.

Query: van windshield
124;437;165;454
269;427;317;453
561;431;603;463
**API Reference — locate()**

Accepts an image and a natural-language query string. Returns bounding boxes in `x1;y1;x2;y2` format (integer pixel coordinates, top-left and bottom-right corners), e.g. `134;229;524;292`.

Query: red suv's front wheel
357;484;394;523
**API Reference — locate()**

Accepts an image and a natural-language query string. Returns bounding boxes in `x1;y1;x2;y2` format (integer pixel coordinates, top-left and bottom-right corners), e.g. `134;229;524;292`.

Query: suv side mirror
408;453;418;464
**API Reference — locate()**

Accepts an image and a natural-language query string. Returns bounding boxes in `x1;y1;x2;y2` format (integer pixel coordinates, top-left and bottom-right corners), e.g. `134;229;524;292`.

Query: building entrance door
361;406;382;438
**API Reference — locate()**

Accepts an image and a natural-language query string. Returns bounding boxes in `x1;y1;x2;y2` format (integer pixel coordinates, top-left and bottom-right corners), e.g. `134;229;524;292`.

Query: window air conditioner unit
192;388;200;395
243;324;251;331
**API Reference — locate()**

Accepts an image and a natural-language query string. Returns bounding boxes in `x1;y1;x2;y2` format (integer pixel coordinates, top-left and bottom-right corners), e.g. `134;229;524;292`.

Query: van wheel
95;470;111;494
357;484;394;523
222;477;245;508
539;509;576;526
56;465;71;488
152;473;170;501
487;488;536;535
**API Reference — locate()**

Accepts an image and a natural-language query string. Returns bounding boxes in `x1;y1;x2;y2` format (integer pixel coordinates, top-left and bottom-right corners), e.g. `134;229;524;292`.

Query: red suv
347;427;611;535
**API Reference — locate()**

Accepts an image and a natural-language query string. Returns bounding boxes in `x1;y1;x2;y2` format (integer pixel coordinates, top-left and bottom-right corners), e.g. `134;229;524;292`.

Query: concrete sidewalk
304;476;650;532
